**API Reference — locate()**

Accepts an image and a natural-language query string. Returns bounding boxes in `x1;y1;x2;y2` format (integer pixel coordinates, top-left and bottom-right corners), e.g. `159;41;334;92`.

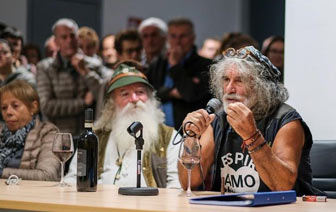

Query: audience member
44;35;58;58
1;26;27;68
0;80;60;181
138;17;167;67
179;46;322;196
114;29;142;62
198;37;220;59
36;18;98;136
22;43;42;65
77;26;109;78
72;28;114;120
100;34;118;69
262;36;284;83
146;17;212;129
66;61;181;188
77;26;100;58
0;39;35;87
217;32;259;56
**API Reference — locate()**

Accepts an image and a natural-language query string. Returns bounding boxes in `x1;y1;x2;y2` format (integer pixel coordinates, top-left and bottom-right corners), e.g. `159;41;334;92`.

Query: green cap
105;63;154;94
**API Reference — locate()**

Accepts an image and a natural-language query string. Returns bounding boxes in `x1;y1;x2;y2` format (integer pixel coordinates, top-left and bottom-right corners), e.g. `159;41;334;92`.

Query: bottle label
84;122;93;128
77;149;87;177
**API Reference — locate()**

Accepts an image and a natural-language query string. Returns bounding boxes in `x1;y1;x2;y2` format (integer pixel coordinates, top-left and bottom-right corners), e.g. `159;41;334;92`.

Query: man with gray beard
179;46;322;196
65;62;181;188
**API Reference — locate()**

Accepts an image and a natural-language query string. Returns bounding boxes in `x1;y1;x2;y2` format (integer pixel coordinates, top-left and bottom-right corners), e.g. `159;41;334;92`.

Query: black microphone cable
172;121;198;145
171;98;222;190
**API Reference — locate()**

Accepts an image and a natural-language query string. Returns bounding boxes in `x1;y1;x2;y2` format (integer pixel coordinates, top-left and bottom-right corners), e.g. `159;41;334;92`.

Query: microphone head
206;98;222;114
127;121;143;137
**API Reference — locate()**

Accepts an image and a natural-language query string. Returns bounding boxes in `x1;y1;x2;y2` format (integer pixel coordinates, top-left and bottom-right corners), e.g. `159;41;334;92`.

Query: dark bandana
244;46;281;83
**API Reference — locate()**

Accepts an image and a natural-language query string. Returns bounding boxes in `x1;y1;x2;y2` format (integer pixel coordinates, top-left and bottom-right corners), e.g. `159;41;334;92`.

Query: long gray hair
210;56;289;120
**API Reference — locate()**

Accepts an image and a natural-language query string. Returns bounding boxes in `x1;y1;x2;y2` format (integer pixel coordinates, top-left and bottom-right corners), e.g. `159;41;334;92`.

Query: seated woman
0;80;60;181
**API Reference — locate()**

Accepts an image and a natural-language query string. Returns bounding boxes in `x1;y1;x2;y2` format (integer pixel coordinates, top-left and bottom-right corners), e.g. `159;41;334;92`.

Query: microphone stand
135;132;143;188
118;122;159;196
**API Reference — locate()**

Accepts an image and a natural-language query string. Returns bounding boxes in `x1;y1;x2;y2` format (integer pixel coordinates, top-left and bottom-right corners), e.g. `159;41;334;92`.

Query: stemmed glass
178;134;201;197
52;133;74;187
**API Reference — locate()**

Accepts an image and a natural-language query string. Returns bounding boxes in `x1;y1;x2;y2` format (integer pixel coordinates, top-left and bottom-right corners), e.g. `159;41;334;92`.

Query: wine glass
178;134;201;197
52;133;74;187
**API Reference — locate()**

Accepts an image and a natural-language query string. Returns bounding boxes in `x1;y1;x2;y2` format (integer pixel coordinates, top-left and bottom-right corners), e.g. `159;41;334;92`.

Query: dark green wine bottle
77;108;98;192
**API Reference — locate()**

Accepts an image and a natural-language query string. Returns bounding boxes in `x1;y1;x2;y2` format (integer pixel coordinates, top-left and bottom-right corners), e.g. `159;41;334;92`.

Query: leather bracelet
243;129;259;141
244;132;261;148
241;130;261;153
248;140;267;154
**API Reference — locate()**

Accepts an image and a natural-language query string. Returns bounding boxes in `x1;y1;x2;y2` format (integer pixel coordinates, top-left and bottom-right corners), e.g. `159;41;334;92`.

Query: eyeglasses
222;46;281;82
0;50;10;56
142;32;160;39
124;46;142;55
222;47;267;67
168;33;192;40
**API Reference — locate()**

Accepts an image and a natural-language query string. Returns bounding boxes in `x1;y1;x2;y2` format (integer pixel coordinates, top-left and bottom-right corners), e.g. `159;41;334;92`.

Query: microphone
205;98;222;114
183;98;222;138
127;121;143;138
127;121;144;150
118;121;159;196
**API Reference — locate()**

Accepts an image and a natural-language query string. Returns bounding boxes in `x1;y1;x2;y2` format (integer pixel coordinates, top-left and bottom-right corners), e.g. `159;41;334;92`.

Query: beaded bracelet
248;140;267;154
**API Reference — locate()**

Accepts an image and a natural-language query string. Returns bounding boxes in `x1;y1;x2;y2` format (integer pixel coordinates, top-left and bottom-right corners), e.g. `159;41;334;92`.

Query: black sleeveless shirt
210;103;319;196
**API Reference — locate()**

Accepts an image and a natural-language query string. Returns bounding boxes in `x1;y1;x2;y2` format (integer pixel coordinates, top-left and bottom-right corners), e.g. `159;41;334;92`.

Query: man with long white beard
179;46;323;196
65;62;181;188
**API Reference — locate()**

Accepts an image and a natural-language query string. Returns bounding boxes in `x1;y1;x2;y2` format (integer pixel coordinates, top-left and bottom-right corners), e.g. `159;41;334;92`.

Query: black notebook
189;190;297;207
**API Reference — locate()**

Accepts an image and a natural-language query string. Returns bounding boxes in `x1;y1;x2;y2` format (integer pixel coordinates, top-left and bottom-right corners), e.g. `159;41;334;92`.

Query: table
0;180;334;212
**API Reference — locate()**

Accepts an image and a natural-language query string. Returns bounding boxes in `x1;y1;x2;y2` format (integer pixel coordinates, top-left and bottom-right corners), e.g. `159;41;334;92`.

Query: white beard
109;99;164;156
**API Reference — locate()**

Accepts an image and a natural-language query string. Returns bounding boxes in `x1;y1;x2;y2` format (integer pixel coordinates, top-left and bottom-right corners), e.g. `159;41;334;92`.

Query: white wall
0;0;27;41
102;0;246;47
285;0;336;140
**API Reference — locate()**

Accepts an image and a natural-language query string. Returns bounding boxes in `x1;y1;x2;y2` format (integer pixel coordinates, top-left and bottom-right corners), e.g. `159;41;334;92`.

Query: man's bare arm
227;102;304;191
178;110;216;189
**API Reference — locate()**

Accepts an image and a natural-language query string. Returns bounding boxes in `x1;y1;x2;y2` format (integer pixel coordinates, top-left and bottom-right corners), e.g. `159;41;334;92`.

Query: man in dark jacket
146;17;212;130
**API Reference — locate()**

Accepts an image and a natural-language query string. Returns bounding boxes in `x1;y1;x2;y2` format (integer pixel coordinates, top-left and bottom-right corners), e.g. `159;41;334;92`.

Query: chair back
310;140;336;198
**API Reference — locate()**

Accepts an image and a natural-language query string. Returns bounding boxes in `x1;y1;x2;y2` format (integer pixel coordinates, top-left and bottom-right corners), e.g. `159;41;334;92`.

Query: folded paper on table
189;190;296;207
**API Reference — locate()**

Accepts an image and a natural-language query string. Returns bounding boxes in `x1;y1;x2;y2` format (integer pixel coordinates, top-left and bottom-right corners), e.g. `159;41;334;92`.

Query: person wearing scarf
0;80;60;181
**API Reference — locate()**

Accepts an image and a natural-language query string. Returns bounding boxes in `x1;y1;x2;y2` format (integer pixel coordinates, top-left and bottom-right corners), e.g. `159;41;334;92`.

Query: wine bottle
77;108;99;192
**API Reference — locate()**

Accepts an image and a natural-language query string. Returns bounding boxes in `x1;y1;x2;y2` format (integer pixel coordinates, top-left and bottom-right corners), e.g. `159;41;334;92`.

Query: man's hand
71;53;88;76
183;109;216;136
84;91;94;106
167;45;184;66
169;88;182;99
226;102;257;139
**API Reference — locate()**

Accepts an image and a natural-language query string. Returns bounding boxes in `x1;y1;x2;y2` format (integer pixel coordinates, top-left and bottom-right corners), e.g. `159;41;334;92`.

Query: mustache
223;93;245;101
120;101;146;114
